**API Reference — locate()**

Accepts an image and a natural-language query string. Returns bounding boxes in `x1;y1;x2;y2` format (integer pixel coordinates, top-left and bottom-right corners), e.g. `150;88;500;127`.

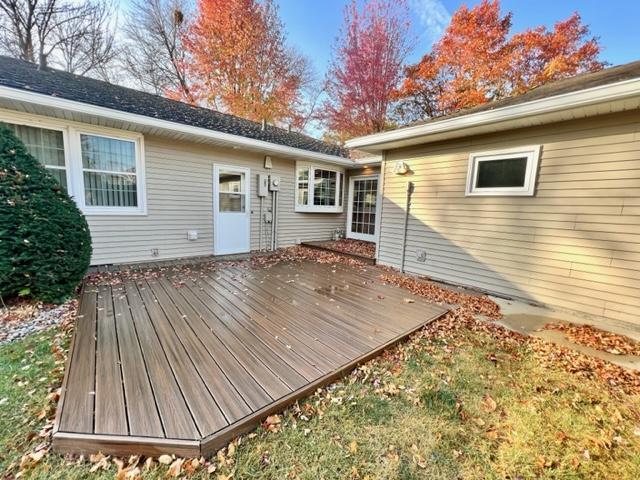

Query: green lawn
2;316;640;479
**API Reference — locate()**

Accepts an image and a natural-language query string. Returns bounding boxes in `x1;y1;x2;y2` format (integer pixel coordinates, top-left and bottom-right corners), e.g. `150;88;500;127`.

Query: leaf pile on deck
316;239;376;259
544;322;640;356
250;245;369;268
83;245;368;287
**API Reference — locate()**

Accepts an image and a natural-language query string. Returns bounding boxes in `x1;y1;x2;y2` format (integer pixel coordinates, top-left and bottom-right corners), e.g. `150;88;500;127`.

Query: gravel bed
0;301;76;345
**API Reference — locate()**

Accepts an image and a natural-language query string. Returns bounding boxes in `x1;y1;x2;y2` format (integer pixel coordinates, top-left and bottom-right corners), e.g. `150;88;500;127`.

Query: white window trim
295;161;344;213
0;113;73;194
0;110;147;215
465;145;541;197
73;127;146;215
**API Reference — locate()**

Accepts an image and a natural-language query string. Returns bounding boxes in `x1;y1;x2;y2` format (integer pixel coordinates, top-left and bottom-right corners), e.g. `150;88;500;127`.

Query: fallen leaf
481;394;497;413
167;458;183;477
349;440;358;454
473;417;486;427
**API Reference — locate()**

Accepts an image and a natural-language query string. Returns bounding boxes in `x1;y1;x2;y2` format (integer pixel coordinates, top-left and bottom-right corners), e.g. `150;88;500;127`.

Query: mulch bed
313;239;376;259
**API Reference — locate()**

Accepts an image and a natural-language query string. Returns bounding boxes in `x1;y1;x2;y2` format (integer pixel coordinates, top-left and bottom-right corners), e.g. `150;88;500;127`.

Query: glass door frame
346;174;381;242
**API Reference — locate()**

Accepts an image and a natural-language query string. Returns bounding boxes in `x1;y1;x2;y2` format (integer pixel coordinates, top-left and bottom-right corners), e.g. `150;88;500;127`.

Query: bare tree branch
120;0;193;100
0;0;118;76
50;0;117;79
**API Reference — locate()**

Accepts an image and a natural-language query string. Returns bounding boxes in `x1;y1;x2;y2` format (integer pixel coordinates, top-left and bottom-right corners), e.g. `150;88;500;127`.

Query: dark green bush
0;126;92;303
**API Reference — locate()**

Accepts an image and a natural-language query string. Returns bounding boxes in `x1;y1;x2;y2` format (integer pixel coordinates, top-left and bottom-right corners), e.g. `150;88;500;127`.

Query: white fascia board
0;85;354;166
345;77;640;150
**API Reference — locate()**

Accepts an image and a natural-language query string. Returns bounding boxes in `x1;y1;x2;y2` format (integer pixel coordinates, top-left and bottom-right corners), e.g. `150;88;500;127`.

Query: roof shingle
0;55;348;158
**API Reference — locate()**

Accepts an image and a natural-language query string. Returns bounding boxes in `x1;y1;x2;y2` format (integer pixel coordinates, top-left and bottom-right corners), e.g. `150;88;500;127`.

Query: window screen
475;157;528;189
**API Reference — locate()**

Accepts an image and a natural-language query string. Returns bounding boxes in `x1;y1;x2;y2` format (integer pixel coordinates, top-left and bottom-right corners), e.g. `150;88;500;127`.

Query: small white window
466;145;541;196
295;162;344;213
79;132;145;213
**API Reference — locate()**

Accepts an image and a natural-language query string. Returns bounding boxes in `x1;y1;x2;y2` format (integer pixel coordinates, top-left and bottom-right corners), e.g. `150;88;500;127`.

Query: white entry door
347;175;380;242
213;165;250;255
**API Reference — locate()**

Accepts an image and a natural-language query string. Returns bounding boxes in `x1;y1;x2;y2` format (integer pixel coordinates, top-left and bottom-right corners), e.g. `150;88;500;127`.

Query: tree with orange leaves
398;0;604;121
179;0;311;127
323;0;413;143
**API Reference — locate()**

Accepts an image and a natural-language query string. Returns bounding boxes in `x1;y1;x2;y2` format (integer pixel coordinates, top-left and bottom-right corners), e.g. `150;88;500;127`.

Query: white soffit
345;78;640;152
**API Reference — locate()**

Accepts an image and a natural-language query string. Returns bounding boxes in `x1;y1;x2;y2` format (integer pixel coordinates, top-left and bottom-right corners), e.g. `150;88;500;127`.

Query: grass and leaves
2;312;640;479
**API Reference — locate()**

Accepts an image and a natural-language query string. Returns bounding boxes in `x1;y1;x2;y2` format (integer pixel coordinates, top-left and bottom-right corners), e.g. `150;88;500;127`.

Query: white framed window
77;131;145;213
2;121;71;191
465;145;541;196
0;111;146;215
295;162;344;213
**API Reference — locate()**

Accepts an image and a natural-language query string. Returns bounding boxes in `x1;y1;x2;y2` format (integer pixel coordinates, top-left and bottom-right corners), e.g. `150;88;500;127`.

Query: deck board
125;283;199;440
53;260;448;457
59;287;97;434
113;285;164;437
94;285;127;435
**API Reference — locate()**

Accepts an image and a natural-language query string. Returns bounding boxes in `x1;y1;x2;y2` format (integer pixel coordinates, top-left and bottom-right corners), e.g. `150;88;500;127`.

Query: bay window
295;162;344;213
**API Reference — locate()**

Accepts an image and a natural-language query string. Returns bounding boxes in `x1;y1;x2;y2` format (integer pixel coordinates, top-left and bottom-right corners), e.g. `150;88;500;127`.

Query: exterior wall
378;111;640;329
85;135;346;265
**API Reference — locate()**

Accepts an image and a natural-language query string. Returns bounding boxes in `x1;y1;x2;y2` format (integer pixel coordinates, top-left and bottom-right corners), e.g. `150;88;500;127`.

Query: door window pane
219;172;243;193
4;122;67;189
218;171;246;212
219;193;245;212
476;157;527;188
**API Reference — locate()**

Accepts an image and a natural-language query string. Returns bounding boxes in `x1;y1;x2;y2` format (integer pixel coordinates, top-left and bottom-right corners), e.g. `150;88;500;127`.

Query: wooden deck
52;260;447;457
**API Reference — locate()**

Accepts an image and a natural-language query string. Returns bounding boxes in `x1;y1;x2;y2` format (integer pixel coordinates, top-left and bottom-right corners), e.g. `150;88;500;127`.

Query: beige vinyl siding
379;110;640;329
87;135;345;265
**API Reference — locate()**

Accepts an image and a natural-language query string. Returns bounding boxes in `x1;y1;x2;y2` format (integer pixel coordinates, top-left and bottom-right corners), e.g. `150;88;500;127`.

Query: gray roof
0;55;348;158
409;60;640;128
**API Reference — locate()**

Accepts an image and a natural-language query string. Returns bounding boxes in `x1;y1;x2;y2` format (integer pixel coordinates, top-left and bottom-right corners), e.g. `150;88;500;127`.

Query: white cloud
410;0;451;45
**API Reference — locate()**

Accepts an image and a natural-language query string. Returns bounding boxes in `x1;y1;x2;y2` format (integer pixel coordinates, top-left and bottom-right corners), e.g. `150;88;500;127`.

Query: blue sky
276;0;640;79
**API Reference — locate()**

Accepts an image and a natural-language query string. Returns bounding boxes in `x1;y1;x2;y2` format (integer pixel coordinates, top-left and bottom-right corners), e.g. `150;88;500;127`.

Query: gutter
345;77;640;150
0;85;354;166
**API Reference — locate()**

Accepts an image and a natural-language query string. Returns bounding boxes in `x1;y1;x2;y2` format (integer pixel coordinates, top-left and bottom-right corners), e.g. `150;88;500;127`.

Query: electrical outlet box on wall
415;249;428;262
257;173;269;197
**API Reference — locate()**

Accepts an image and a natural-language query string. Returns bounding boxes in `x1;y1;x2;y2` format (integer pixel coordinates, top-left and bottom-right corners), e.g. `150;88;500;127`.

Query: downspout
399;181;414;274
374;151;386;262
